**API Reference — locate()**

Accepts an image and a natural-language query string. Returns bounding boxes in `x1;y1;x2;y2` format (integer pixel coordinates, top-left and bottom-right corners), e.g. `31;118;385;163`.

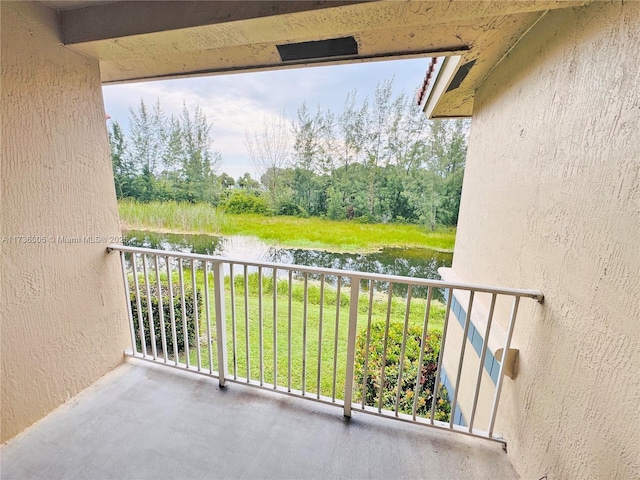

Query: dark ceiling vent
277;36;358;62
446;59;476;92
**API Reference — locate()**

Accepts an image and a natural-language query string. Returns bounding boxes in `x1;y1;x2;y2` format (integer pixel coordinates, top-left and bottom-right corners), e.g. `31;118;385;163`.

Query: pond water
123;229;452;299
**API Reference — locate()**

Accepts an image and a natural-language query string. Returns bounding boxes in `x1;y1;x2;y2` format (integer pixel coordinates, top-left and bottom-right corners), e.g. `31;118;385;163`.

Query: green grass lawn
118;199;456;253
132;268;446;401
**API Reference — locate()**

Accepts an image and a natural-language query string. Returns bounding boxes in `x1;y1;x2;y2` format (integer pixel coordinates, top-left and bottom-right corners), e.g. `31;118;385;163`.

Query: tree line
108;78;469;228
109;99;222;204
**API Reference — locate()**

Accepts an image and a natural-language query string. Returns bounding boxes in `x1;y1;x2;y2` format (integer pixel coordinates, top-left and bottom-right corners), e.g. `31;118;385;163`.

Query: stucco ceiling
40;1;119;10
42;0;591;117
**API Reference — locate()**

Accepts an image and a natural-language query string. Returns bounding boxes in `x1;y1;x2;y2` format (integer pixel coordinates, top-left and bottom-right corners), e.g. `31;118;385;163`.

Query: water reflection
123;230;452;300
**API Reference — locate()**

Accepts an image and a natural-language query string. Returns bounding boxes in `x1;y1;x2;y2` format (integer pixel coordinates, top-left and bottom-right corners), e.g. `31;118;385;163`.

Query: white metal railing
108;244;543;444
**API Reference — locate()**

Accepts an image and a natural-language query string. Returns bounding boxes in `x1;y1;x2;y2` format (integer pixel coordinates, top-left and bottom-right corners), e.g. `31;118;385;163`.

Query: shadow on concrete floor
1;358;517;480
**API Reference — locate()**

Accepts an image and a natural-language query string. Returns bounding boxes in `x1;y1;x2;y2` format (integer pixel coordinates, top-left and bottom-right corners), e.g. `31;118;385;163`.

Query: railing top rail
107;244;543;302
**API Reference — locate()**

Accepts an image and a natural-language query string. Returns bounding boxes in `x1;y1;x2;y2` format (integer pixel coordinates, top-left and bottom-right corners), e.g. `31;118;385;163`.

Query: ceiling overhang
41;0;591;117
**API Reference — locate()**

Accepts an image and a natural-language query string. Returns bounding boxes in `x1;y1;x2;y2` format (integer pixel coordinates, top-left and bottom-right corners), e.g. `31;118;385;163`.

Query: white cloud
102;57;429;180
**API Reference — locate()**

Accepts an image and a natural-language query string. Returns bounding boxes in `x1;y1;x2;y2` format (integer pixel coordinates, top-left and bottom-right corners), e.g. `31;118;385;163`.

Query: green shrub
223;191;269;214
354;321;451;421
276;200;309;217
355;215;372;224
130;279;197;357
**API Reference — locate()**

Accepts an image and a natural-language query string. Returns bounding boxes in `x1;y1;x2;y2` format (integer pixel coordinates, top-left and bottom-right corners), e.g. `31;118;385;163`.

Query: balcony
1;359;518;479
1;245;543;479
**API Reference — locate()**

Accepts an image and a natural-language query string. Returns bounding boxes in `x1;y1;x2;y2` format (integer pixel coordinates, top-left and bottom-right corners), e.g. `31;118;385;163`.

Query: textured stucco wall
440;289;505;433
1;2;129;443
453;2;640;478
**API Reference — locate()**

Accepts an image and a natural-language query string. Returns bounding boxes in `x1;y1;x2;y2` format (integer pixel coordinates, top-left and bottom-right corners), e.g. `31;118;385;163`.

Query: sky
102;58;429;180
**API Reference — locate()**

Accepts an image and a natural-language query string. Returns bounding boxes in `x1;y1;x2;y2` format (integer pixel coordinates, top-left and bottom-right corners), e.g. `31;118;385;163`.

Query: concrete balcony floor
1;358;517;480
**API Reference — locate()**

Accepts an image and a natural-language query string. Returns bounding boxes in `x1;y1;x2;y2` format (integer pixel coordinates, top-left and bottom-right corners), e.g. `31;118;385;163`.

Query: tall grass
118;200;225;233
118;199;456;252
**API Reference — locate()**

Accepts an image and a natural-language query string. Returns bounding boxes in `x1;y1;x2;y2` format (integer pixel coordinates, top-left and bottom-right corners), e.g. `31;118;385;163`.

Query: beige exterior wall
1;2;129;443
439;287;509;433
440;314;496;431
453;2;640;478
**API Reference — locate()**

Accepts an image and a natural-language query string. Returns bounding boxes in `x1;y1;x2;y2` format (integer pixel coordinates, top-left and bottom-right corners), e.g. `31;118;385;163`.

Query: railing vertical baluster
244;265;250;382
449;291;475;429
142;254;157;360
287;270;293;392
412;287;433;420
316;274;325;399
273;268;278;389
332;276;342;402
165;255;179;366
154;256;168;363
361;281;375;409
178;258;189;368
430;288;453;424
488;296;520;437
343;277;360;417
213;261;228;387
191;261;201;371
302;273;308;395
229;263;237;379
119;252;137;354
394;285;413;416
258;266;264;386
203;261;214;374
131;254;147;357
469;293;497;432
378;284;394;413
